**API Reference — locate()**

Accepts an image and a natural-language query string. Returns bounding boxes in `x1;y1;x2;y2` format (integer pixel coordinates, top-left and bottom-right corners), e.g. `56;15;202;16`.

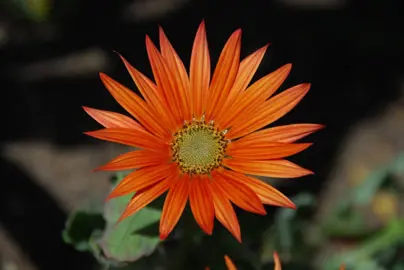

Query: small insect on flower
84;20;323;242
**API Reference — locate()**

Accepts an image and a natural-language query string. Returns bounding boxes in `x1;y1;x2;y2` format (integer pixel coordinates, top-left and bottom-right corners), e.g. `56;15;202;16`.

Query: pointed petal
236;124;324;144
223;159;313;178
94;150;170;171
227;142;312;160
274;252;282;270
340;265;346;270
216;44;269;125
205;29;241;120
83;106;144;130
84;128;168;151
232;44;270;94
118;173;174;222
227;83;310;139
212;171;266;215
159;27;192;121
189;175;214;234
220;64;292;130
160;174;190;240
146;36;184;126
117;54;177;132
211;183;241;242
99;73;168;138
224;255;237;270
220;170;295;208
190;20;210;119
107;163;176;199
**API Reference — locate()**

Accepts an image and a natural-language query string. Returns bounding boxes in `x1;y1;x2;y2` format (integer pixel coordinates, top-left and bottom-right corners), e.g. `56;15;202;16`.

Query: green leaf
62;210;105;252
99;187;162;262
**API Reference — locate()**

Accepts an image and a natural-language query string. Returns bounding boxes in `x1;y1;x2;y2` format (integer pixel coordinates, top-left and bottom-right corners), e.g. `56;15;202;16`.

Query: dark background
1;0;403;269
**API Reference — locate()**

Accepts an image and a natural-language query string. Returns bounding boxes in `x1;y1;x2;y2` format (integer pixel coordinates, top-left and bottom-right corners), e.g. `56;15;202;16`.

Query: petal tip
288;201;297;210
233;28;242;39
117;213;128;223
306;169;315;175
159;233;168;241
199;19;206;28
158;25;166;38
83;131;92;136
258;207;267;215
99;72;108;81
145;34;152;44
92;166;103;172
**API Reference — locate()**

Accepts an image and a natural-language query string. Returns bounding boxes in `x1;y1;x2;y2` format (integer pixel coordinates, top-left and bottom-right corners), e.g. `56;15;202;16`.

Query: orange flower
84;20;322;242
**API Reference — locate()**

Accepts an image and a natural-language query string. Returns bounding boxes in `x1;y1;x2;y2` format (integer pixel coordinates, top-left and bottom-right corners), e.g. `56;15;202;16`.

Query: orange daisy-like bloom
84;20;322;242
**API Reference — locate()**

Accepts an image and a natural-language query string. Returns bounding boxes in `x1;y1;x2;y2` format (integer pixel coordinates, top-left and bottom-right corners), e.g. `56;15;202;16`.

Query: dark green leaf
62;210;105;252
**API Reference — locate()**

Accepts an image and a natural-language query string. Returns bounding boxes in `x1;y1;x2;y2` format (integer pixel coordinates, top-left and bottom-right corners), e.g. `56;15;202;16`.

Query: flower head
84;20;322;242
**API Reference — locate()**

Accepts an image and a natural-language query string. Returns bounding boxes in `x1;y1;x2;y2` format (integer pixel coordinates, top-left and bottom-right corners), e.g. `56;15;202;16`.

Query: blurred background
1;0;404;269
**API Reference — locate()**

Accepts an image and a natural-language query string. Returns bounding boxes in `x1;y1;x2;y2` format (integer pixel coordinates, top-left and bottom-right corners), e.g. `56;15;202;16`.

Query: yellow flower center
171;119;228;175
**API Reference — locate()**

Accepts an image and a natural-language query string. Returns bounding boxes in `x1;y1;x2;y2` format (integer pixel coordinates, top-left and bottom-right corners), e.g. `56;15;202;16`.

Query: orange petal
220;170;295;208
160;174;190;240
274;252;282;270
84;128;167;152
83;106;144;130
215;44;269;125
94;149;170;171
159;27;192;121
117;173;175;222
189;175;214;234
236;124;324;144
220;64;292;130
227;83;310;139
210;182;241;242
107;163;175;199
99;73;168;138
146;35;183;127
223;159;313;178
340;265;346;270
212;171;266;215
227;142;312;160
224;255;237;270
190;20;210;119
117;54;177;132
205;29;241;121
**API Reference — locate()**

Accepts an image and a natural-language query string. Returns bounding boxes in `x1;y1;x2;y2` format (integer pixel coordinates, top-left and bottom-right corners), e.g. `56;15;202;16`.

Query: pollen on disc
171;120;228;175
